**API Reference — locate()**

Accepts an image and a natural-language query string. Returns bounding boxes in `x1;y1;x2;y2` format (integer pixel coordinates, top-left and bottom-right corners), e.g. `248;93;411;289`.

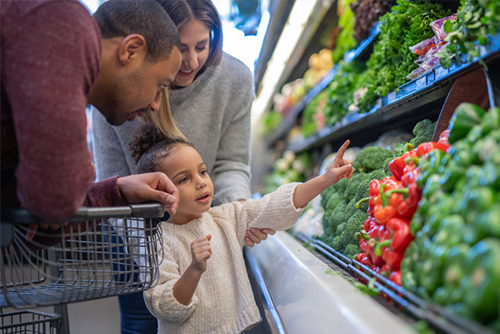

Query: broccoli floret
409;119;436;148
343;244;361;259
332;236;343;251
369;169;386;181
394;142;409;157
332;177;348;194
344;173;369;202
330;201;347;234
383;157;393;176
336;223;346;236
320;185;335;209
326;192;343;211
353;146;394;173
345;197;360;221
340;210;369;249
322;209;334;236
354;179;371;212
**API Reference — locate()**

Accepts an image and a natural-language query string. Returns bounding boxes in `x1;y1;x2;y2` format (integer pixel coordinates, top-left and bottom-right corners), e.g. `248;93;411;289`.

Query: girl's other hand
325;140;354;184
245;228;276;247
190;234;212;273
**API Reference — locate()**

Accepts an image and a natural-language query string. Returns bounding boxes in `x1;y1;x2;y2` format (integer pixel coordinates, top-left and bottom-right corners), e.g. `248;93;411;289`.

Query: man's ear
117;34;147;65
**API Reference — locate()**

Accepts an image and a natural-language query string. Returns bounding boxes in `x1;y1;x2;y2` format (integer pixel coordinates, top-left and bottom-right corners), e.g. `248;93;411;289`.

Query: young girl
129;124;353;334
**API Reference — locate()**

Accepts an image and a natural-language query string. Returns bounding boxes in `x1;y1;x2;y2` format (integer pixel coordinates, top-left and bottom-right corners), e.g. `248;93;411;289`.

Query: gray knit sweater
92;52;254;205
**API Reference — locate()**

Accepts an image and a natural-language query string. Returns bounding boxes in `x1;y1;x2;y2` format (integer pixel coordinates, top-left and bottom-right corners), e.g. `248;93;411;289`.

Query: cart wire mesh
0;204;164;309
296;232;497;334
0;310;61;334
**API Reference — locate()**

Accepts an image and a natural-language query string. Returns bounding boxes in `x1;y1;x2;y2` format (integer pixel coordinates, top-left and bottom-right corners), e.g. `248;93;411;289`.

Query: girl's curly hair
128;122;193;174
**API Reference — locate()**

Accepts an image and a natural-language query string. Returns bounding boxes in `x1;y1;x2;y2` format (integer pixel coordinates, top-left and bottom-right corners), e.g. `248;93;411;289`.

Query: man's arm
4;2;100;221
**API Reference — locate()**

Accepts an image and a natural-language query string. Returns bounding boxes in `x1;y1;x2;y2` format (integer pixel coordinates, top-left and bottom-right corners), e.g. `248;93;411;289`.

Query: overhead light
251;0;320;125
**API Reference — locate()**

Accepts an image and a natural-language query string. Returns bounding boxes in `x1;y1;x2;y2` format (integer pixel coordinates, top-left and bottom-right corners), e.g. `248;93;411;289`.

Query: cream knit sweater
144;183;304;334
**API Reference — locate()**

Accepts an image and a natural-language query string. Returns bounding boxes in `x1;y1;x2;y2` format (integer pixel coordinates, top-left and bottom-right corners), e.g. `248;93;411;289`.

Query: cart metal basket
0;204;164;310
1;310;61;334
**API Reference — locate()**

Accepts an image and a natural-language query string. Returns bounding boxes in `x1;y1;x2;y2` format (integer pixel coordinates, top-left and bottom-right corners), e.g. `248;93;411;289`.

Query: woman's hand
324;140;354;184
245;228;276;247
117;172;179;215
190;234;212;273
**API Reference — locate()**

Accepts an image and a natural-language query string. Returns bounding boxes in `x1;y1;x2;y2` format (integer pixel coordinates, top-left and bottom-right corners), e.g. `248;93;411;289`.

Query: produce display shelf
287;33;500;154
295;232;496;334
265;23;381;146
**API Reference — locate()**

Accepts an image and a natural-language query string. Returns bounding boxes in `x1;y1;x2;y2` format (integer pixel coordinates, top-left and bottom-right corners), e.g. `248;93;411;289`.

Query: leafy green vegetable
437;0;500;69
331;0;358;63
357;0;450;112
261;109;283;136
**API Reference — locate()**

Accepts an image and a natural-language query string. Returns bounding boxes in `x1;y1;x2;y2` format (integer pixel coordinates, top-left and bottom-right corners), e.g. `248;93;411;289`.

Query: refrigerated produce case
250;0;500;333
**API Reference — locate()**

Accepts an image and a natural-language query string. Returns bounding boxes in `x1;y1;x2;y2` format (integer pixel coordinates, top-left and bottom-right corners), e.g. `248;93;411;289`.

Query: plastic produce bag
430;14;457;40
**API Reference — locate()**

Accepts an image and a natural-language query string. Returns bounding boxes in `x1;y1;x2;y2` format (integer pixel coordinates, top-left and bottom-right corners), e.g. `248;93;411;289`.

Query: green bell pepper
466;124;485;144
480;107;500;137
448;103;486;144
401;241;419;292
439;160;465;192
465;205;500;245
471;137;499;165
416;150;445;190
462;238;500;322
479;163;500;190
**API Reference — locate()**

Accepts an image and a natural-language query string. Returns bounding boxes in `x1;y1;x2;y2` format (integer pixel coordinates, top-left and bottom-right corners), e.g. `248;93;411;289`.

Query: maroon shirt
1;0;125;221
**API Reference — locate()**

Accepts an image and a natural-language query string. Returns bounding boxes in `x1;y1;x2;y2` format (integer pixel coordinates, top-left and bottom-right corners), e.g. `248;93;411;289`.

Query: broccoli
345;197;360;221
330;201;347;234
383;157;393;176
344;173;369;202
336;223;346;237
409;119;436;148
353;146;394;173
394;142;409;157
340;210;369;249
326;192;343;212
322;209;334;236
343;244;361;259
331;236;343;251
354;179;371;212
369;169;386;181
320;185;335;209
332;177;348;194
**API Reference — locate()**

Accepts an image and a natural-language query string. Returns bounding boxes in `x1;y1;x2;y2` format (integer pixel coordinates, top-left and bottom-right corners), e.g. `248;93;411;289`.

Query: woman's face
174;19;211;87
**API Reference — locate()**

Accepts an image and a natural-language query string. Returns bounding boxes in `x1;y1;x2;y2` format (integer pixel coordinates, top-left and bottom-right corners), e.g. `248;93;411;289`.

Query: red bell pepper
381;247;404;271
373;181;402;224
388;145;415;181
389;270;402;286
385;217;413;252
396;183;421;218
368;179;383;215
416;142;450;156
365;219;385;267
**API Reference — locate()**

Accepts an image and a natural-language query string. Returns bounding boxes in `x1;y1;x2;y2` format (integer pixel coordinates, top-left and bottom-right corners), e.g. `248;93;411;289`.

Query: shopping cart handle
1;203;164;224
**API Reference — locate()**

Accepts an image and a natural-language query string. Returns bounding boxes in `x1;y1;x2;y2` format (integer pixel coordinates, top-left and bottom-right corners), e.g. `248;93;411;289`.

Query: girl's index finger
336;140;350;158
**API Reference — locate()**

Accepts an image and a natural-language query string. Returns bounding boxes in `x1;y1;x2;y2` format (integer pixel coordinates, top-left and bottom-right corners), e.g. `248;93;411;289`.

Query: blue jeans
118;292;158;334
103;223;158;334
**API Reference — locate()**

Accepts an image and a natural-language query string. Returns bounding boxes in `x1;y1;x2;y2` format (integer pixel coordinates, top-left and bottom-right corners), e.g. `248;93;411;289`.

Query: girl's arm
173;235;212;305
230;141;353;245
293;140;353;208
144;240;199;324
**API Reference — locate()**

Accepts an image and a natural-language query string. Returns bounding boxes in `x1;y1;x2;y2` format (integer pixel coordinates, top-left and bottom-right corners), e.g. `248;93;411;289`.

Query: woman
92;1;271;333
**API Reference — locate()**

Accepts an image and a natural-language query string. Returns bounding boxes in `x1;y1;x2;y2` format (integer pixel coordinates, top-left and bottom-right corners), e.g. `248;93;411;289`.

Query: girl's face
174;19;211;87
159;144;213;224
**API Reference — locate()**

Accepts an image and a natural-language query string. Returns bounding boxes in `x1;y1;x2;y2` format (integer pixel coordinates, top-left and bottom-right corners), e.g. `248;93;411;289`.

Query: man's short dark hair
93;0;181;63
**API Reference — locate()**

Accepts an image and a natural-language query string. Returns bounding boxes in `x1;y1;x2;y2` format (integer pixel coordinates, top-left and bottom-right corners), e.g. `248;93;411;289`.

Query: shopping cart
0;204;164;334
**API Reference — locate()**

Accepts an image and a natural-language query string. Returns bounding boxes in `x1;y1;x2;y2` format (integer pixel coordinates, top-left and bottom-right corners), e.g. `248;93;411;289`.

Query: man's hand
117;172;179;215
190;235;212;273
325;140;354;184
26;222;68;240
245;228;276;247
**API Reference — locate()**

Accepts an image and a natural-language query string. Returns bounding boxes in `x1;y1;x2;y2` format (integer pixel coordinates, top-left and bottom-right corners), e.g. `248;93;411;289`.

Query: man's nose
148;91;161;112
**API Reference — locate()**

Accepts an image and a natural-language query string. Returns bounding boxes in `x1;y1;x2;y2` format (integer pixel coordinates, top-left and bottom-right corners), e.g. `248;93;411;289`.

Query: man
0;0;182;232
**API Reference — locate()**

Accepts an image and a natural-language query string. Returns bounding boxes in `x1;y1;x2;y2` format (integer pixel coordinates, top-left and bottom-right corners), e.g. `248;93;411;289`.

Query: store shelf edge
265;23;381;147
287;34;500;154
